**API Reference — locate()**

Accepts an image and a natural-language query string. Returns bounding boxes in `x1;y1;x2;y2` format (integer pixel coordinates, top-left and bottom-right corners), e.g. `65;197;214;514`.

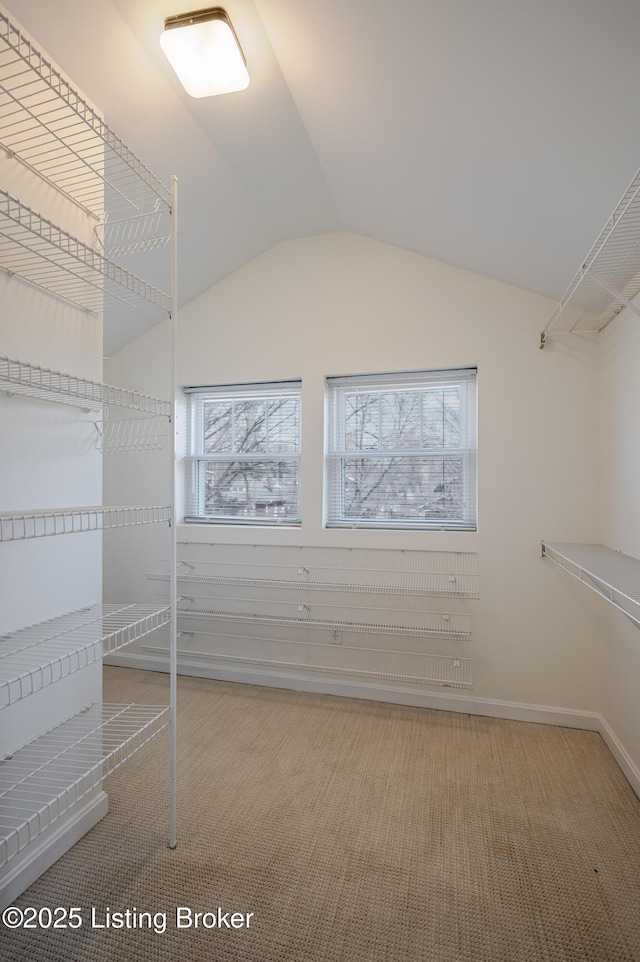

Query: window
185;380;301;524
326;369;477;530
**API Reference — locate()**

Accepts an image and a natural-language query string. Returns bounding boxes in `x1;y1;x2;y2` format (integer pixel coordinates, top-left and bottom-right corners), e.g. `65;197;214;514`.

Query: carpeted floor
3;667;640;962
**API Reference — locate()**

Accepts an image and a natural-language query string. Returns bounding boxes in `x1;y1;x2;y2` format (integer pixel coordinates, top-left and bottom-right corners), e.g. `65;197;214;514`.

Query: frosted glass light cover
161;18;249;97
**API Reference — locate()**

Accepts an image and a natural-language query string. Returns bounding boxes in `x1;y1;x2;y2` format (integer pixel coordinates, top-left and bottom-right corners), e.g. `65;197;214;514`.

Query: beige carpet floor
3;667;640;962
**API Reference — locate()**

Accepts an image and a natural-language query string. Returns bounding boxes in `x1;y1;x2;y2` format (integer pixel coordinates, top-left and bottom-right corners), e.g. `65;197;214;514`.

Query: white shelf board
0;505;171;542
542;168;640;345
0;190;171;315
0;355;171;416
0;12;170;222
0;604;170;708
143;636;472;689
542;541;640;627
0;702;169;868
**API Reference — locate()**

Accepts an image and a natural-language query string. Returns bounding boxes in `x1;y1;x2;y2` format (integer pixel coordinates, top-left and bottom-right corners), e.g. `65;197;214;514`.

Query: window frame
325;368;477;531
185;379;302;526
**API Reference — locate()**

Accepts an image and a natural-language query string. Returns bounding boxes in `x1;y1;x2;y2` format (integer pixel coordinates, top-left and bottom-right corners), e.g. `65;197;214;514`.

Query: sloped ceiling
4;0;640;354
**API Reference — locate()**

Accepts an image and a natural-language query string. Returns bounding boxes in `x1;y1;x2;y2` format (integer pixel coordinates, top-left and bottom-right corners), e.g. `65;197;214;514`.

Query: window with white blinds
185;381;301;524
325;369;477;530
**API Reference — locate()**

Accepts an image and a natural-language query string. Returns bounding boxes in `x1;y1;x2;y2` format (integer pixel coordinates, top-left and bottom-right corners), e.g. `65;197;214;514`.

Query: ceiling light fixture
160;7;249;98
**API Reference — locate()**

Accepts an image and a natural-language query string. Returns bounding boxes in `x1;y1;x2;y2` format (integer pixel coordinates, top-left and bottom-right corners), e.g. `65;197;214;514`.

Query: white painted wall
105;231;602;718
598;307;640;782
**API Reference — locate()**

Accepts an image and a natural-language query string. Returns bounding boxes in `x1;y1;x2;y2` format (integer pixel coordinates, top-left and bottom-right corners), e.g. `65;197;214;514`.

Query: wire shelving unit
542;541;640;628
541;168;640;347
0;703;170;869
144;544;476;690
0;7;179;887
0;604;170;708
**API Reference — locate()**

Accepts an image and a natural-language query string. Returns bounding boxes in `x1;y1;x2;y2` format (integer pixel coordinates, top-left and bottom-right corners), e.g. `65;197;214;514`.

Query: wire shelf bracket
94;413;171;454
0;604;170;708
0;703;169;868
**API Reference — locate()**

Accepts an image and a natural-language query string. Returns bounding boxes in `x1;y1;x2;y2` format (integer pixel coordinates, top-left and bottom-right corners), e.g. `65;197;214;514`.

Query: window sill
184;516;302;529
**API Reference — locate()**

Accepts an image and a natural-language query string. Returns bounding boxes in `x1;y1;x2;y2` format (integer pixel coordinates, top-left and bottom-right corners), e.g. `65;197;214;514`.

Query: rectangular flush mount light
161;7;249;97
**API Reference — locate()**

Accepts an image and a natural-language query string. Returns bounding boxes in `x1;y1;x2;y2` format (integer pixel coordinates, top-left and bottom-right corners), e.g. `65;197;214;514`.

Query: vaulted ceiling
5;0;640;353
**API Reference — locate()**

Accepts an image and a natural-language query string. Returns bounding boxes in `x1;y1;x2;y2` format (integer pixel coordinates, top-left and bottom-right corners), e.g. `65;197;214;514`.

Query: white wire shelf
95;413;171;454
153;565;477;599
0;355;171;416
167;545;480;599
0;702;169;868
0;12;171;222
0;505;171;542
541;168;640;347
143;635;472;689
0;603;170;708
0;190;171;315
542;541;640;628
98;210;171;259
178;596;471;640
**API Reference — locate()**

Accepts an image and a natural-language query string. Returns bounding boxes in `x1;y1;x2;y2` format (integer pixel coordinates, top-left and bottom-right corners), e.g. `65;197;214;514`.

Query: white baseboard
597;714;640;800
106;651;601;731
0;790;109;911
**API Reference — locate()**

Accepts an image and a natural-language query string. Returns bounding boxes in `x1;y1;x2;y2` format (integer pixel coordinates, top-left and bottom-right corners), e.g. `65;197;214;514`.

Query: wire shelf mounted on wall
0;190;171;316
143;544;477;691
169;543;480;598
0;505;171;542
541;168;640;347
0;355;171;416
0;702;170;870
0;603;170;708
143;634;472;690
177;597;471;640
0;12;171;223
542;541;640;629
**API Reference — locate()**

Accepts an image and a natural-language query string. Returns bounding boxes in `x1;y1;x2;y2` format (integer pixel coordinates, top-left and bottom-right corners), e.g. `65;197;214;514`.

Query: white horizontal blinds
326;369;477;530
185;381;301;523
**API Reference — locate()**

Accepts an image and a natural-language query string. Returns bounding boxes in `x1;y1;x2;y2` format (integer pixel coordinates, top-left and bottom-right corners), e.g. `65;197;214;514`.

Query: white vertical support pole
169;174;178;849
